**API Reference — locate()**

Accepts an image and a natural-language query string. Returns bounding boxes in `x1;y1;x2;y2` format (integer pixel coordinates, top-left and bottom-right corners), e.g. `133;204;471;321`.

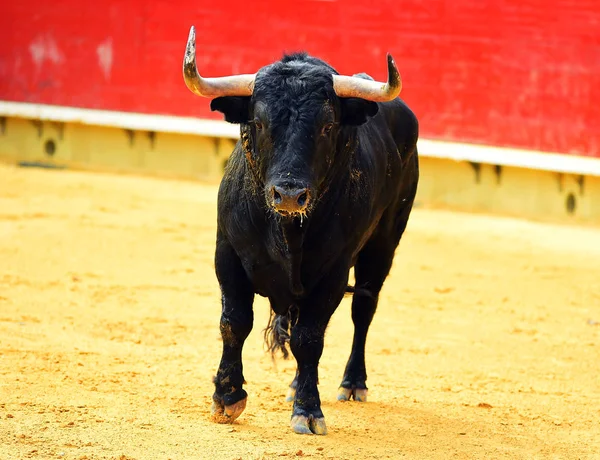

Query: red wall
1;0;599;157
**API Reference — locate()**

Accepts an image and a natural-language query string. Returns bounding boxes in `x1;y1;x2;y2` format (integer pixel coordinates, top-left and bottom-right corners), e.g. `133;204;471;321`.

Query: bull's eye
254;119;263;131
321;123;334;136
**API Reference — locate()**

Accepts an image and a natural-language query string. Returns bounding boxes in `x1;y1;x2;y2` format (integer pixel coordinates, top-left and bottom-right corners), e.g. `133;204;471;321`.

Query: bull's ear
210;96;251;124
340;98;379;126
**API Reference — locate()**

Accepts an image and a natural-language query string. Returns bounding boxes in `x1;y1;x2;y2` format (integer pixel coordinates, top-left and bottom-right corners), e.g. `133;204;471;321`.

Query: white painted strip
0;100;240;138
418;139;600;177
2;100;600;176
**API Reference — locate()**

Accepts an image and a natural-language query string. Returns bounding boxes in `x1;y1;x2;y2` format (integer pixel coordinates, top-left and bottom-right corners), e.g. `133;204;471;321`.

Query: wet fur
210;51;419;430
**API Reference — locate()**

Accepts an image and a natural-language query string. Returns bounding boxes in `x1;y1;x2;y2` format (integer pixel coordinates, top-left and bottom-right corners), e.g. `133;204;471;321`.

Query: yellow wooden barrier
0;114;598;224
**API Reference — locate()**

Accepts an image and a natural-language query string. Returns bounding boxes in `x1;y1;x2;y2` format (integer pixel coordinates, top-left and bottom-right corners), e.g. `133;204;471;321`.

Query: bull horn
332;54;402;102
183;26;255;98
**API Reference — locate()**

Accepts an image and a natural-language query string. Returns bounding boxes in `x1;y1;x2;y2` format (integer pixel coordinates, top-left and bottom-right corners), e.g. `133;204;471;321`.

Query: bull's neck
329;128;358;188
280;219;305;297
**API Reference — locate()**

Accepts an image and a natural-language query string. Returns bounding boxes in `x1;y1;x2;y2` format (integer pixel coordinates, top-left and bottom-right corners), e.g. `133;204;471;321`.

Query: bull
183;26;419;435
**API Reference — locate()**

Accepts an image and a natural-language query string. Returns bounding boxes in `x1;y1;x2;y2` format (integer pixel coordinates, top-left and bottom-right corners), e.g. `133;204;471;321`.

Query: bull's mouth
275;209;309;221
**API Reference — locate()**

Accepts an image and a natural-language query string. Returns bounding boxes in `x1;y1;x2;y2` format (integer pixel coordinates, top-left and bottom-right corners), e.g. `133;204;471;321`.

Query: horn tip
386;53;397;72
184;26;197;65
386;53;401;92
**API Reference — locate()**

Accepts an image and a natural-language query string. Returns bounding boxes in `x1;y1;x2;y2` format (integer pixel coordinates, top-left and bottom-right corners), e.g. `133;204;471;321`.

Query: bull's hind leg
263;304;299;402
338;203;414;402
285;369;299;402
337;240;392;402
211;232;254;423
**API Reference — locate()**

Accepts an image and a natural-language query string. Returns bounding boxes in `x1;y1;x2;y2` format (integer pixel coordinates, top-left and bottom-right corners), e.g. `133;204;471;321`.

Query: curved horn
183;26;255;98
332;54;402;102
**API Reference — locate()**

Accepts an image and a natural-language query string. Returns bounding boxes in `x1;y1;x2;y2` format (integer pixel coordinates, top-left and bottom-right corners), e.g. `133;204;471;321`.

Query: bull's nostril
273;188;282;204
297;192;308;207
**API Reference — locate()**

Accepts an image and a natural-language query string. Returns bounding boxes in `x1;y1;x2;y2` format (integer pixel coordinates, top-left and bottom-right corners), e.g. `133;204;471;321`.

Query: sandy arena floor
1;163;599;459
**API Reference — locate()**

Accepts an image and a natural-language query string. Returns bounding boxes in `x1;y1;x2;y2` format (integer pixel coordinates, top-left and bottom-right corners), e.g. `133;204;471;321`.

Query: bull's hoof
337;386;368;402
285;387;296;403
290;414;327;435
211;397;247;424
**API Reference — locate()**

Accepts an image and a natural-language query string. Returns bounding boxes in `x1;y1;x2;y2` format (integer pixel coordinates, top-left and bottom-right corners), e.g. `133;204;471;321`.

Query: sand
1;163;599;459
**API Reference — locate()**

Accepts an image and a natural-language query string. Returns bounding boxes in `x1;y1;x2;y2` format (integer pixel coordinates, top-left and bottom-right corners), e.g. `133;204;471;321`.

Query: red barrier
1;0;598;157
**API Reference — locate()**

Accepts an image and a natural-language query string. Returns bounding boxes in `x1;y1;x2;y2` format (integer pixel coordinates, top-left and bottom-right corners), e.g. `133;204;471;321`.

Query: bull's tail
264;309;294;359
264;286;372;358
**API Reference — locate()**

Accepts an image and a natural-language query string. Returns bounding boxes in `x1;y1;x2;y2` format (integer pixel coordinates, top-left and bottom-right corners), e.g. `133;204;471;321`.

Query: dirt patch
1;163;599;459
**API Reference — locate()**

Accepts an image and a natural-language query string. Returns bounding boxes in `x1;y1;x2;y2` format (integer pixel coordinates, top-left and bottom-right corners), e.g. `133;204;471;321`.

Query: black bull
183;30;419;435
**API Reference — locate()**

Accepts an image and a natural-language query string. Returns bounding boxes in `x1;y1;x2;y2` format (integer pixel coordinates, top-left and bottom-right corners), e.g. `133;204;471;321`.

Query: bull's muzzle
271;185;310;216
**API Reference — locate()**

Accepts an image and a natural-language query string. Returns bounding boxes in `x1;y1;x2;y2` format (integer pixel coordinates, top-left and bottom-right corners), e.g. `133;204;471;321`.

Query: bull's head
183;26;402;219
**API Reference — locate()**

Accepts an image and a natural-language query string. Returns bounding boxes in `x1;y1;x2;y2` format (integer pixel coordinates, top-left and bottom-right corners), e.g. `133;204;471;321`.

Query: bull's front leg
289;318;328;434
289;266;348;435
211;233;254;423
